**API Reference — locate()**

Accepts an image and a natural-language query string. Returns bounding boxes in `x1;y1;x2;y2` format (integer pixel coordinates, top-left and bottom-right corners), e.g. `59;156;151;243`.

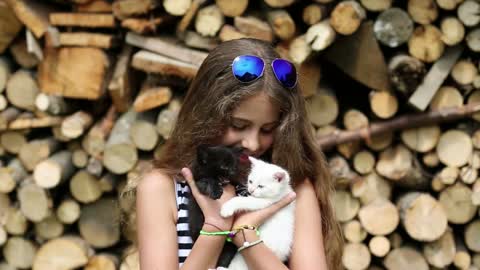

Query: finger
181;167;200;196
263;192;296;216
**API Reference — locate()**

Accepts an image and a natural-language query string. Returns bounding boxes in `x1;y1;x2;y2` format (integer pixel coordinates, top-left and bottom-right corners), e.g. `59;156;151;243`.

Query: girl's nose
241;131;260;153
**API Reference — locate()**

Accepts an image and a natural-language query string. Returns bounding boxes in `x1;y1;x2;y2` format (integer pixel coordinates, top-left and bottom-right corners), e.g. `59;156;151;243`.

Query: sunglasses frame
230;55;298;89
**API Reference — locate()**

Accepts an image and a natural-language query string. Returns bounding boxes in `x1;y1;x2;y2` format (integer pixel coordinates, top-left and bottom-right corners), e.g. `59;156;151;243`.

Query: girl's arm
230;179;328;270
136;170;230;270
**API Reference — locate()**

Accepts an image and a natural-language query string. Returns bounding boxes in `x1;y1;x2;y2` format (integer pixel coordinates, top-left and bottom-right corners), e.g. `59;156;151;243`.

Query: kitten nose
274;172;285;181
248;187;254;194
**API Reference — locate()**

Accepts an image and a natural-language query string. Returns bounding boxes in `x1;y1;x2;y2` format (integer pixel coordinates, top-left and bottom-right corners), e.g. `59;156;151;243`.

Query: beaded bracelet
226;225;260;242
238;239;263;252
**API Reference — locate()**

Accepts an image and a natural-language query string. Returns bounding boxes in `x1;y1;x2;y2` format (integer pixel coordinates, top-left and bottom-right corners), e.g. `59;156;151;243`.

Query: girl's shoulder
137;169;177;211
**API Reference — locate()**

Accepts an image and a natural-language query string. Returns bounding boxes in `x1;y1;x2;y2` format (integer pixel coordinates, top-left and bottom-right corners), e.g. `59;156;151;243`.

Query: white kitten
220;157;295;270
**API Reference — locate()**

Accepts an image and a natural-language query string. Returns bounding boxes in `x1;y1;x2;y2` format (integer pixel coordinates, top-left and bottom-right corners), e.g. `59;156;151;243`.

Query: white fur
220;157;295;270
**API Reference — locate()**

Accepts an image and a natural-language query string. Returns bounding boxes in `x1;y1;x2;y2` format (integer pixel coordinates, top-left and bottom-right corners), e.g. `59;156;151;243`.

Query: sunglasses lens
232;55;264;83
272;59;297;88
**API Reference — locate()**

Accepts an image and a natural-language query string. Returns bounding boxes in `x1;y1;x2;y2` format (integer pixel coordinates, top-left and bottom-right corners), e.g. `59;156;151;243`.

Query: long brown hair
124;38;343;269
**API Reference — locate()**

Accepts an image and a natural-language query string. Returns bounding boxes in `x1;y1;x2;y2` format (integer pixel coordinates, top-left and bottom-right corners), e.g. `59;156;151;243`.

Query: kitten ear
274;172;285;182
197;144;210;165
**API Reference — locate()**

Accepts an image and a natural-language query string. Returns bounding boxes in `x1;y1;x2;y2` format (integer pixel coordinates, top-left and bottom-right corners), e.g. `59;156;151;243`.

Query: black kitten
188;144;250;267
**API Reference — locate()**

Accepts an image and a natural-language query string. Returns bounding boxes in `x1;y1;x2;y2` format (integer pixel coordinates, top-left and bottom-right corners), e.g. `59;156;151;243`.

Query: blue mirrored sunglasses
231;55;298;89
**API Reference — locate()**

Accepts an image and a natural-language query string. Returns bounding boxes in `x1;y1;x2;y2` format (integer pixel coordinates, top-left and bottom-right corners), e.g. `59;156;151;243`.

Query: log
408;44;463;111
76;0;113;13
156;98;181;139
400;125;440;153
384;247;429;270
266;9;295;40
306;87;338;127
5;115;63;131
332;189;360;222
176;0;206;37
454;237;472;269
39;47;110;100
163;0;191;16
466;28;480;52
130;112;158;151
112;0;160;19
125;32;207;67
288;33;312;64
33;150;74;188
3;237;37;269
78;198;120;248
32;237;89;270
61;111;94;139
343;109;369;131
49;13;116;28
423;228;456;268
341;243;371;270
407;0;438;25
133;82;172;112
86;156;103;177
70;170;102;203
465;220;480;252
0;131;26;154
330;1;366;35
102;109;138;174
352;150;375;175
375;144;412;181
438;166;458;185
368;235;390;257
440;17;465;46
358;198;399;236
59;32;116;48
216;0;248;17
457;0;480;27
343;220;367;243
350;172;392;205
108;45;134;113
429;86;463;111
0;57;11;92
373;8;414;48
397;192;447;241
18;138;60;171
302;3;326;25
85;254;118;270
131;50;198;79
17;179;50;222
365;132;393;152
26;29;43;61
436;129;473;167
234;16;273;42
9;34;39;68
6;69;39;111
388;54;426;97
460;165;477;184
35;213;64;240
328;155;359;188
0;0;23;53
56;199;81;224
436;0;463;10
408;25;445;63
264;0;295;8
218;24;247;41
121;16;171;34
297;58;321;97
194;4;224;37
0;158;27;193
451;60;478;86
4;207;28;235
369;91;398;119
438;183;477;224
360;0;392;11
4;0;53;38
82;105;116;158
35;93;72;115
183;30;218;50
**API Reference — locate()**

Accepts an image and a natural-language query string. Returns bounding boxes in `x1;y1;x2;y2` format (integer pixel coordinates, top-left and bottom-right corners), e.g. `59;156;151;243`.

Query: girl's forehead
232;92;280;123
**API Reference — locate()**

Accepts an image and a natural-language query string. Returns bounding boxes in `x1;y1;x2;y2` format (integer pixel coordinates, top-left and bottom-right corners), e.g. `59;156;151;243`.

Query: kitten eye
258;185;264;188
248;180;252;184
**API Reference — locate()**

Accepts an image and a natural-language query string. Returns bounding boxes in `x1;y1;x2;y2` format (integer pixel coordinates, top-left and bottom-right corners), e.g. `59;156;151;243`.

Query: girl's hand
181;167;236;230
232;192;296;232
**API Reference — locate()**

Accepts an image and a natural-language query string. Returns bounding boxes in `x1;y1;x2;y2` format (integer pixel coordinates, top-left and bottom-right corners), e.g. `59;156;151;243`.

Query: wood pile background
0;0;479;269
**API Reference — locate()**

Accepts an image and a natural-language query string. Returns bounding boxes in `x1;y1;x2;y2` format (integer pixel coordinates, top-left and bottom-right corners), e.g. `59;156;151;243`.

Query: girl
128;38;343;270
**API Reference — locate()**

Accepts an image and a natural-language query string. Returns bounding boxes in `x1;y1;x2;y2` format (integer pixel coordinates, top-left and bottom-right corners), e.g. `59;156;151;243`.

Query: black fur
188;145;250;267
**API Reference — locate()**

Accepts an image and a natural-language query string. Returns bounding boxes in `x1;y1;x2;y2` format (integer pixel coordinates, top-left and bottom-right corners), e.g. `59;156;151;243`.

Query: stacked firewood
0;0;479;269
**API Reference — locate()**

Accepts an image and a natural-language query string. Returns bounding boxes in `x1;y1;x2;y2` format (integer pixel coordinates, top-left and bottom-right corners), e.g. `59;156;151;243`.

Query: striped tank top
175;181;193;266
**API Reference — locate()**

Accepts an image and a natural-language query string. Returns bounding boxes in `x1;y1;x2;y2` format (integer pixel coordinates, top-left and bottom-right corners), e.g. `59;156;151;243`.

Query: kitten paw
220;204;235;218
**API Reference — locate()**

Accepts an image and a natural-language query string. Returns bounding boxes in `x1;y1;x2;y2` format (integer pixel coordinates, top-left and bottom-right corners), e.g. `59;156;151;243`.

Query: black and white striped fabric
175;181;193;266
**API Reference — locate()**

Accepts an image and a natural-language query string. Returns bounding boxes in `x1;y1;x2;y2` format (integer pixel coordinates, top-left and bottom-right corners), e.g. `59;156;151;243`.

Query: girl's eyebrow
232;117;279;126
